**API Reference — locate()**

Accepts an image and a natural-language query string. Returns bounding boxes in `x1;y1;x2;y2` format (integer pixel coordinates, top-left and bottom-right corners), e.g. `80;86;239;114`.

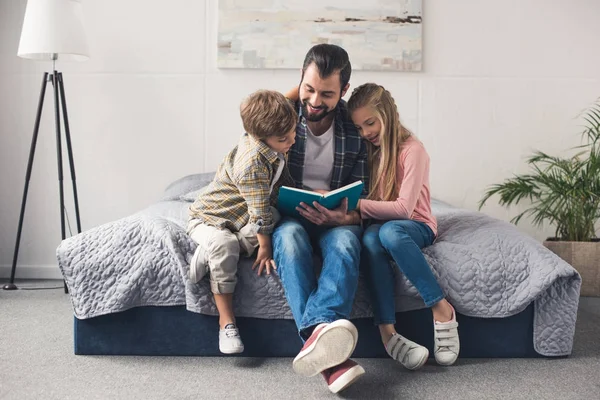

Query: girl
347;83;460;369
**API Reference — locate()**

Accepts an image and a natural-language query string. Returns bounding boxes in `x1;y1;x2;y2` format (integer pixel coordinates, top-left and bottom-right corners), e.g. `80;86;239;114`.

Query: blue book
277;180;364;218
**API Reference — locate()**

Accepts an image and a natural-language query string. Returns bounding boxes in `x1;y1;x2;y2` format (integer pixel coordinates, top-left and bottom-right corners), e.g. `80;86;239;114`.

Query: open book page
280;186;323;196
318;181;364;211
323;180;364;199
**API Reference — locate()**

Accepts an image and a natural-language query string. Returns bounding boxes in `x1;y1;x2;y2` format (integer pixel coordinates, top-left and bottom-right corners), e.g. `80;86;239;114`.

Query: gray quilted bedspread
57;173;581;356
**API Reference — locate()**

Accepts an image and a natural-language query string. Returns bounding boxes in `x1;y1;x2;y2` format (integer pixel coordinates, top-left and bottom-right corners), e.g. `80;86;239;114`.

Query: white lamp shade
18;0;89;62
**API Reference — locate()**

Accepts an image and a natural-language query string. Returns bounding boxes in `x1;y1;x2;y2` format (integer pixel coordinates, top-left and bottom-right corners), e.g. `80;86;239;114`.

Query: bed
58;173;581;358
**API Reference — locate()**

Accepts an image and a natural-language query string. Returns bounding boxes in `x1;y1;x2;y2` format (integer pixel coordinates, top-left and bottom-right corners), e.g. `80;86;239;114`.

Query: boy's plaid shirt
189;133;286;235
288;99;369;195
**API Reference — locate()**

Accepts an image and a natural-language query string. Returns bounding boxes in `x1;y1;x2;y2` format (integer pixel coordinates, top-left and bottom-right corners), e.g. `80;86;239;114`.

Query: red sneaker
292;319;358;377
322;359;365;394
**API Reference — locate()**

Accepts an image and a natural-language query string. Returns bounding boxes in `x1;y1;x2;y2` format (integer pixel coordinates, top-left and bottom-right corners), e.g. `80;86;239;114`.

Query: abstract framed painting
218;0;422;71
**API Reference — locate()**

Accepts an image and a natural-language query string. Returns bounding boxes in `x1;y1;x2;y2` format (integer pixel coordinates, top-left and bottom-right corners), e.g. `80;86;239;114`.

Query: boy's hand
252;245;276;276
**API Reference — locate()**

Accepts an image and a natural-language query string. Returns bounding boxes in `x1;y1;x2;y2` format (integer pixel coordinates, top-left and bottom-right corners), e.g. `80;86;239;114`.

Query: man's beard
301;101;336;122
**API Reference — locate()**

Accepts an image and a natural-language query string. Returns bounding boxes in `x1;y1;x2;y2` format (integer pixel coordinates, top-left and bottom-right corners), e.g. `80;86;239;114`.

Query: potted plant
479;99;600;296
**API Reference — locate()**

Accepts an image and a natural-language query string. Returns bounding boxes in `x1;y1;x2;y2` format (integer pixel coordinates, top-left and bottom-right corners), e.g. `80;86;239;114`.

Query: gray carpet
1;280;599;400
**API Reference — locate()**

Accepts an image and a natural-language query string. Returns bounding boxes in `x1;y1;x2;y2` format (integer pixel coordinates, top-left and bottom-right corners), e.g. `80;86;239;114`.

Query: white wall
1;0;600;279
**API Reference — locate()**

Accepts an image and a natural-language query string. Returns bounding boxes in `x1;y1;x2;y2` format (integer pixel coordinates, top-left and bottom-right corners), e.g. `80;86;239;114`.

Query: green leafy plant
479;99;600;242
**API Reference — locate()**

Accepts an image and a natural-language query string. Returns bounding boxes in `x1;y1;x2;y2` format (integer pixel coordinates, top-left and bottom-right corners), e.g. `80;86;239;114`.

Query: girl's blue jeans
362;219;444;325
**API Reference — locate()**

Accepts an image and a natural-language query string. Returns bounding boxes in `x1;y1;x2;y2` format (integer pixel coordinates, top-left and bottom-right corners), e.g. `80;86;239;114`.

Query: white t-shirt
270;152;286;194
302;122;335;191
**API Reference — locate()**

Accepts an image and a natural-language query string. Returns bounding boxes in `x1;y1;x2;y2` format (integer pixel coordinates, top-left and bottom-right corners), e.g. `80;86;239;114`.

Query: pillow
180;188;207;203
161;172;215;201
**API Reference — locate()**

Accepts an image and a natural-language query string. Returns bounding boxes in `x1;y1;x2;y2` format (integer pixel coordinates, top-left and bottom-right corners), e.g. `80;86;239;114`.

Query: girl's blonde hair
347;83;411;201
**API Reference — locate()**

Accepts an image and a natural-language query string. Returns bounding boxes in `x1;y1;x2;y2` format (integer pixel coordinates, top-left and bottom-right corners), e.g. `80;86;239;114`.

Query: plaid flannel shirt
189;133;285;235
287;99;369;195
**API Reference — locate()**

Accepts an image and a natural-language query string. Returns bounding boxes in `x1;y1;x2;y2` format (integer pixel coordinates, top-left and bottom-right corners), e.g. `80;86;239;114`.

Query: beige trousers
187;207;280;294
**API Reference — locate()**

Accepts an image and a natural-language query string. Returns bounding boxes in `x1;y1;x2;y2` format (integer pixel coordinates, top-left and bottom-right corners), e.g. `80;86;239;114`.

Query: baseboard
0;264;63;280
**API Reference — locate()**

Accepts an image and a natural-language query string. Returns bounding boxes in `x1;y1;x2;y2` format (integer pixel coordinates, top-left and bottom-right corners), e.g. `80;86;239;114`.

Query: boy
187;90;297;354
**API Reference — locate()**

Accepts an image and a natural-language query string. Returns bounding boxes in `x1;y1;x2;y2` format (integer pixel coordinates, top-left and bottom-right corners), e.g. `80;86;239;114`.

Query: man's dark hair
301;44;351;90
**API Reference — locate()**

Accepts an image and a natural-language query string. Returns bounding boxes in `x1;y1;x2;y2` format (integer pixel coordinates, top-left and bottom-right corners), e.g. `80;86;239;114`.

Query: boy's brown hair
240;90;297;139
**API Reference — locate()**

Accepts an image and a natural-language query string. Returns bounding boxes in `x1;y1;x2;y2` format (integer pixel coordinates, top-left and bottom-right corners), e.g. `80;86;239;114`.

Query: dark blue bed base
74;304;542;358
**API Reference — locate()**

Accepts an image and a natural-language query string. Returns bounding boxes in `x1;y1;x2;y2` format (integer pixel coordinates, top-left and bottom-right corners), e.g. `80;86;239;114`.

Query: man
273;44;369;394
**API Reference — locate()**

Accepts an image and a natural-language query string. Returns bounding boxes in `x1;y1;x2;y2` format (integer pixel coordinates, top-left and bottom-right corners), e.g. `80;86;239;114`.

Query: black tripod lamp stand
3;0;89;290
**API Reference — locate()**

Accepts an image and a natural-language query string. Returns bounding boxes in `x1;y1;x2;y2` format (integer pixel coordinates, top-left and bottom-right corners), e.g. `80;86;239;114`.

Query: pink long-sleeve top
359;136;438;236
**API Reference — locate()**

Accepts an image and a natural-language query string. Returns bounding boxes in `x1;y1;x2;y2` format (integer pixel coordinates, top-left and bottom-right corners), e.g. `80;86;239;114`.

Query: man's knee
273;218;310;253
322;227;361;259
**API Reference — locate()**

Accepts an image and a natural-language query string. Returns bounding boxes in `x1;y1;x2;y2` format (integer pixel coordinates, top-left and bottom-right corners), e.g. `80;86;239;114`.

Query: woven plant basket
544;239;600;297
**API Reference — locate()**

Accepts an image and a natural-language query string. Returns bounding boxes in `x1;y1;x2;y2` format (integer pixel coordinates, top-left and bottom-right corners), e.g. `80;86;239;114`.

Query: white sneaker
189;246;208;283
433;306;460;366
385;333;429;370
219;323;244;354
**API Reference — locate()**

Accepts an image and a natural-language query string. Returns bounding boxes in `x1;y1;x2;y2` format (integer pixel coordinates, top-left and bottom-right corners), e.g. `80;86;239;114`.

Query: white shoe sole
219;345;245;354
327;364;365;394
292;320;358;377
405;348;429;370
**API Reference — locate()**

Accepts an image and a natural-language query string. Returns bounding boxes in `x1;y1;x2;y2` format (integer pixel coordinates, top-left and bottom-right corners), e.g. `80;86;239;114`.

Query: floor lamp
3;0;89;291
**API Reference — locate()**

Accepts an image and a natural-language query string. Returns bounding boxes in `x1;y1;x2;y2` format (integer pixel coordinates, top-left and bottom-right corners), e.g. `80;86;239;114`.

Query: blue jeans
362;220;444;325
273;217;362;339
